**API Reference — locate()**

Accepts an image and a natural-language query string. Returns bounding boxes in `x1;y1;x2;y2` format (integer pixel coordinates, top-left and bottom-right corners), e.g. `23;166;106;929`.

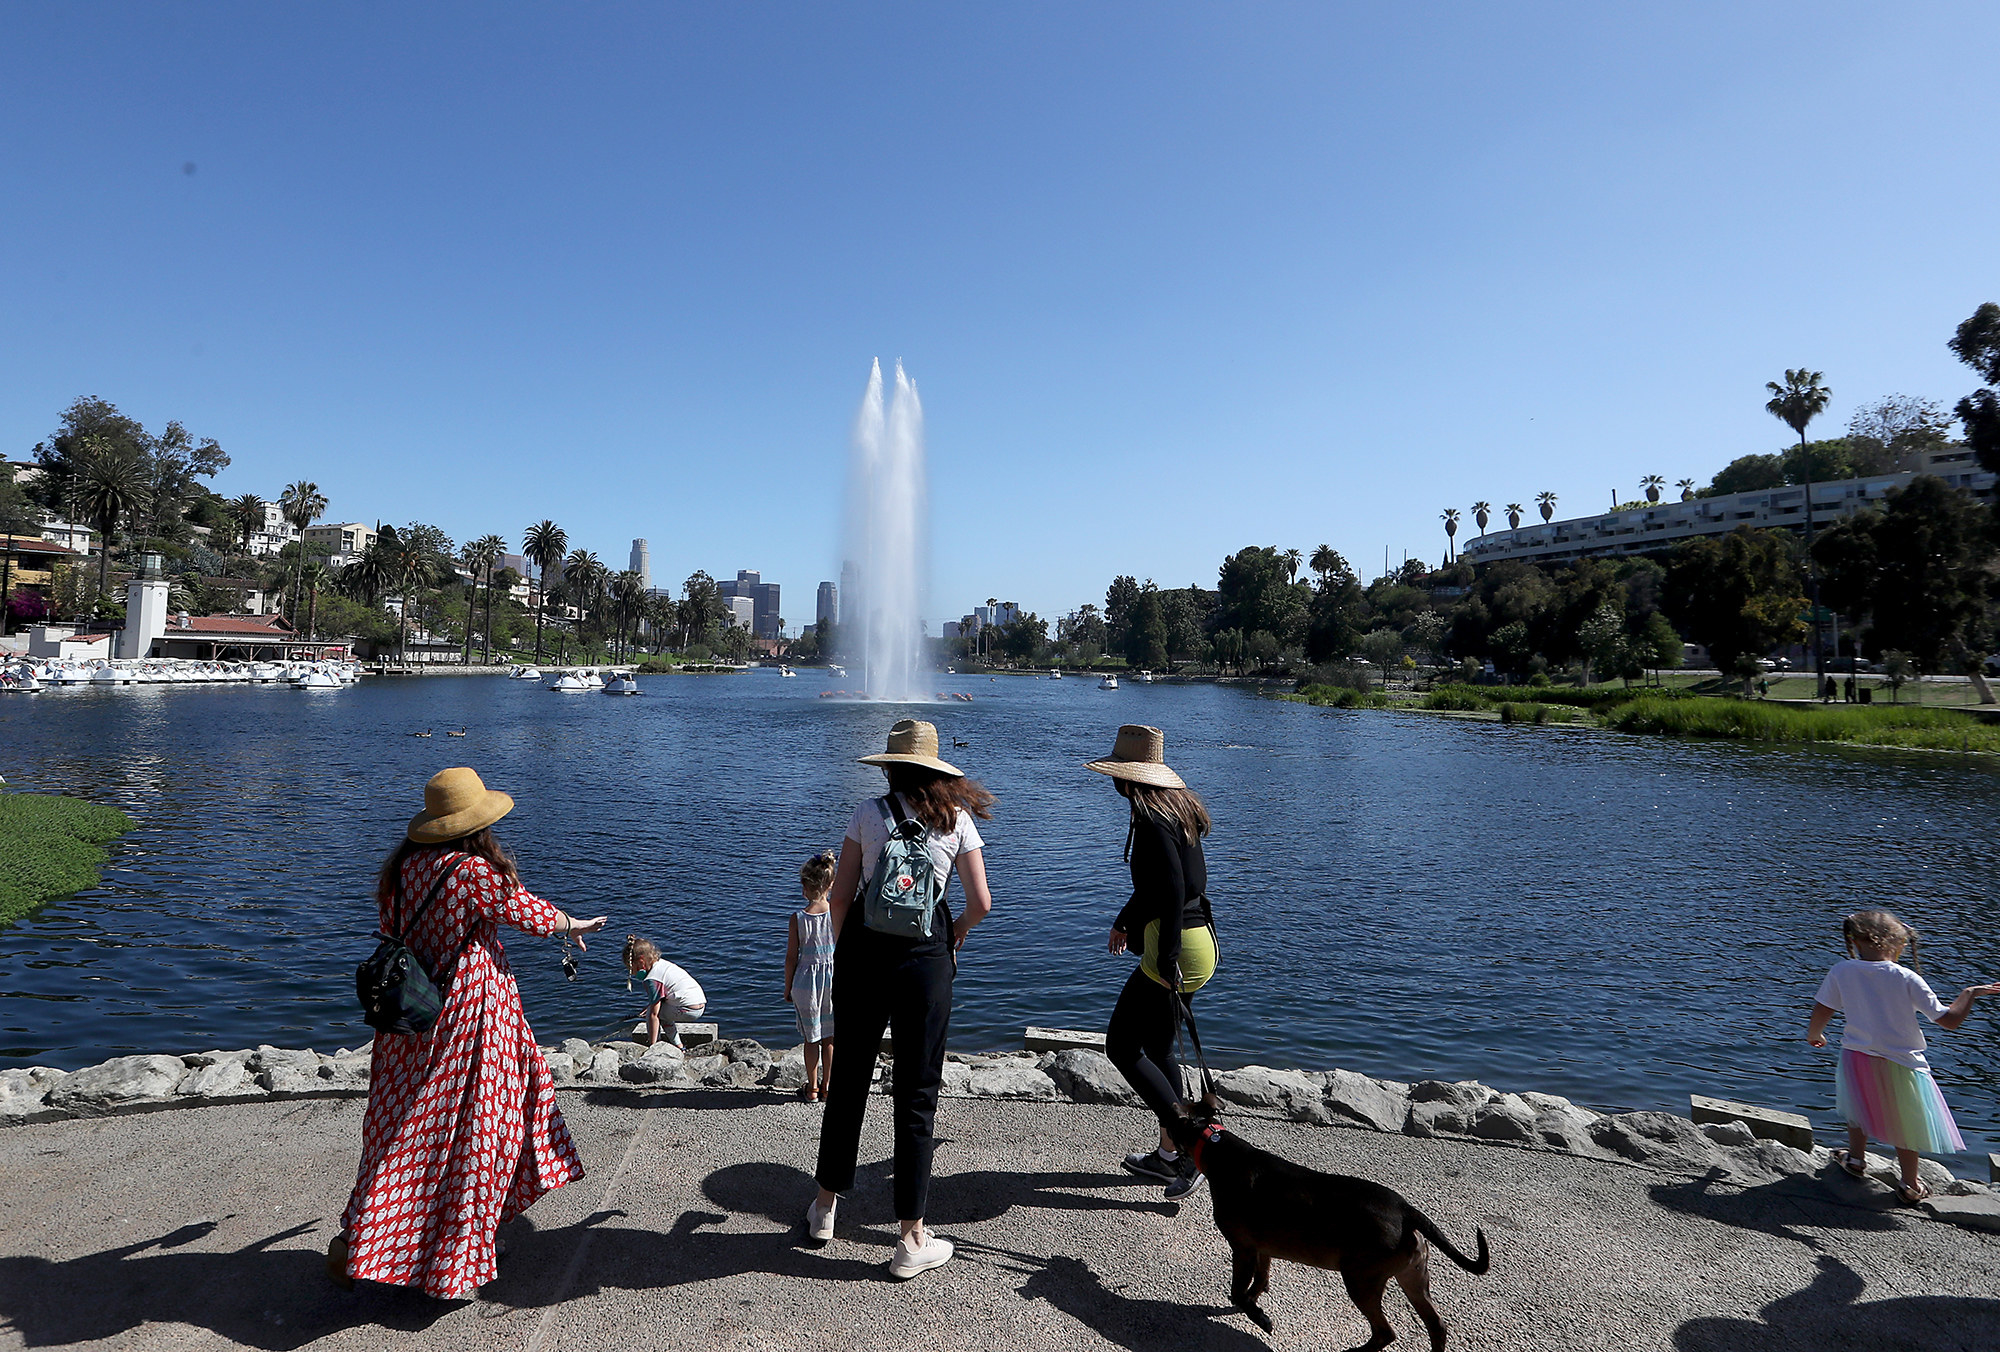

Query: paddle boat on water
1050;668;1063;680
508;664;542;681
1098;674;1120;690
778;665;797;678
0;664;41;692
549;671;591;692
293;664;343;689
1136;670;1155;683
603;671;641;695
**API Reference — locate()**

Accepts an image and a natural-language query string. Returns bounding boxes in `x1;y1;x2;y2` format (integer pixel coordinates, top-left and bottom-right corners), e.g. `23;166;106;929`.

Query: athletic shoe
1121;1149;1179;1182
888;1230;954;1280
1163;1157;1206;1201
805;1194;836;1243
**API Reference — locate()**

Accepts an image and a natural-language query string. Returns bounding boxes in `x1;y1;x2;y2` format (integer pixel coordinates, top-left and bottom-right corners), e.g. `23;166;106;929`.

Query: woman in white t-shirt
804;719;994;1282
1807;909;1999;1204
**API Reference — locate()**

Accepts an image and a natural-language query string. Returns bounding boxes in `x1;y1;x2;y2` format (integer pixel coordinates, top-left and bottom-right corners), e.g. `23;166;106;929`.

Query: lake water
4;672;1998;1159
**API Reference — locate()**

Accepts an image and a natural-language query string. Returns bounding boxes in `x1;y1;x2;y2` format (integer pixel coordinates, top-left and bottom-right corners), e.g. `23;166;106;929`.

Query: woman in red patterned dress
328;767;608;1299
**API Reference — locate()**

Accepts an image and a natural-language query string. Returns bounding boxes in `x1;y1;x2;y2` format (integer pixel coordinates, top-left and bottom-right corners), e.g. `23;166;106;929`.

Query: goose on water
447;728;467;737
410;730;432;738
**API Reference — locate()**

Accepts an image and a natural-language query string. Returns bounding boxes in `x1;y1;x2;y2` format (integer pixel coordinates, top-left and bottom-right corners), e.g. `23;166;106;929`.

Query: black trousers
1105;965;1192;1131
814;934;953;1220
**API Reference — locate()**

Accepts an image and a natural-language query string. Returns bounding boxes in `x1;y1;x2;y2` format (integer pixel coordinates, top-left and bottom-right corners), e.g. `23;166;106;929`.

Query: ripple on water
1;677;1996;1156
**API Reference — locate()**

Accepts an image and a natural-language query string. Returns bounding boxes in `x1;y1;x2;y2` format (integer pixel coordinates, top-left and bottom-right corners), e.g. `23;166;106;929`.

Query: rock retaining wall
6;1041;1993;1212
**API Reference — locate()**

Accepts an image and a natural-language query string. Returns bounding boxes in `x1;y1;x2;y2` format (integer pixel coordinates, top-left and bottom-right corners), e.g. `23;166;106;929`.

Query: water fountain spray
842;360;928;700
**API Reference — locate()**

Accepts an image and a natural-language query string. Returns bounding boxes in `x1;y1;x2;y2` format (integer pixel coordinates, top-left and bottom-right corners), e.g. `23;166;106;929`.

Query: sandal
325;1234;355;1290
1895;1180;1932;1205
1831;1149;1868;1179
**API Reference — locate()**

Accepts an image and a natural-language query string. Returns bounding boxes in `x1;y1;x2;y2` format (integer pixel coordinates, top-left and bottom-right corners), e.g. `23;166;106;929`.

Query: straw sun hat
407;767;516;844
1084;724;1187;790
857;719;963;777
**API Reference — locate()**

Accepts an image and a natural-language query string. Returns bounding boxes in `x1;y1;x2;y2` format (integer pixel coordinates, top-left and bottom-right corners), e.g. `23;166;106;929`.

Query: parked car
1772;657;1793;671
1984;654;2000;676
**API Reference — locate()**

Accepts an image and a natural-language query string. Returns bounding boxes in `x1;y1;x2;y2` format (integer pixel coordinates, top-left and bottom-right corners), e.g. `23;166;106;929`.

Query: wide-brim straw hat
407;766;515;843
1084;724;1187;789
857;719;962;777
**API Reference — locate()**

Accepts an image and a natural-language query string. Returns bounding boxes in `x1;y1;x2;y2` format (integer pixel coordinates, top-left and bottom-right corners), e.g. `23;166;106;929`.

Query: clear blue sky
4;4;1996;630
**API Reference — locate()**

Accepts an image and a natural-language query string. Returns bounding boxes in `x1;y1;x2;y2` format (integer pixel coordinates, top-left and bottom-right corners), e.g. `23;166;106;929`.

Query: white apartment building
245;502;299;558
301;521;377;568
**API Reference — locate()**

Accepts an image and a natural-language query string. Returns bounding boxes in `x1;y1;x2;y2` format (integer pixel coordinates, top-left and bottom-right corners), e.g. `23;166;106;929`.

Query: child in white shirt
622;935;707;1047
1807;909;1999;1204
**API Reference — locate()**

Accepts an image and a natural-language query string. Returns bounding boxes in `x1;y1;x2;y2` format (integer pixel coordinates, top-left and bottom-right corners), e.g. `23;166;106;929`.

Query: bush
1290;684;1388;709
1602;697;2000;751
1497;702;1550;724
1422;685;1492;711
0;793;135;926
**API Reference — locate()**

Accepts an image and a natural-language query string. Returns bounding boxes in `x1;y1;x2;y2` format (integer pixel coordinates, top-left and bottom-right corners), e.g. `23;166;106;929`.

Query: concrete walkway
2;1093;1995;1351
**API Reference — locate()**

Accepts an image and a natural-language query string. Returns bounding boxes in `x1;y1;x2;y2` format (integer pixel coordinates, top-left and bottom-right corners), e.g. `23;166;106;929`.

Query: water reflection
3;677;1995;1154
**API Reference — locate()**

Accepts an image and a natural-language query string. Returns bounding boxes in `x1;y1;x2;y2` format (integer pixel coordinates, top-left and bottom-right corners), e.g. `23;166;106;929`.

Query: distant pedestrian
806;719;994;1280
1757;678;1769;699
1845;675;1858;703
1807;909;2000;1204
623;936;707;1046
332;767;608;1298
785;849;839;1101
1087;724;1219;1201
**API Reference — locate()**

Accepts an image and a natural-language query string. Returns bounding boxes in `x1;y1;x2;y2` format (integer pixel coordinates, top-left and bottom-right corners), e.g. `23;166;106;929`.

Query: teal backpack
863;795;945;938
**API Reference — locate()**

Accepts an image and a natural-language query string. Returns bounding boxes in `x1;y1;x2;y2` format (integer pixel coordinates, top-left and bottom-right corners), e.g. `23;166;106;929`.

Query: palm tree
610;569;647;659
467;534;507;665
298;562;328;638
1766;368;1833;679
278;480;327;622
230;493;265;555
1677;478;1696;502
1471;502;1491;535
1309;543;1339;585
1440;507;1460;563
563;549;605;657
646;594;677;655
522;520;567;661
1536;490;1557;523
338;533;395;607
1505;503;1523;530
75;436;151;599
1641;475;1665;503
387;531;445;660
1282;548;1303;583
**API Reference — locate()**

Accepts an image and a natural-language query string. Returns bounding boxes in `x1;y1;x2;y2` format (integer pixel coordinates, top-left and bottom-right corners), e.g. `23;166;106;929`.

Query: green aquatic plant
1287;684;1388;709
1601;697;2000;752
0;793;134;926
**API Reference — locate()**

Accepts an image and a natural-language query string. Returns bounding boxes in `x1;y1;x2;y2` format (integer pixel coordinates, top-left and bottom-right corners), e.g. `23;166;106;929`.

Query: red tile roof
2;535;82;556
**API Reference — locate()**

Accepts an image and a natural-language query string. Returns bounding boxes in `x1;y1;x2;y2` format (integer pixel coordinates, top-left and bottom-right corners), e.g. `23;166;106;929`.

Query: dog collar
1188;1122;1224;1172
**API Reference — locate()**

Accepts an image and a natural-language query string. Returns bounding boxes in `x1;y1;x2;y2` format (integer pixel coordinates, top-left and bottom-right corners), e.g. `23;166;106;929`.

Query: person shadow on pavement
1648;1166;1913;1249
0;1218;456;1351
1674;1253;2000;1351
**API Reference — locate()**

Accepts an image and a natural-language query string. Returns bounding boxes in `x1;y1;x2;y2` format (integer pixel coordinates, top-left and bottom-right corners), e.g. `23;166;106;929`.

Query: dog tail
1408;1207;1490;1275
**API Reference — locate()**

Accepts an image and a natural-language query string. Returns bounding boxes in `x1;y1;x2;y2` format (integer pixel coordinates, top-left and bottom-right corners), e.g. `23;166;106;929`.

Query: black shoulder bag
355;856;470;1036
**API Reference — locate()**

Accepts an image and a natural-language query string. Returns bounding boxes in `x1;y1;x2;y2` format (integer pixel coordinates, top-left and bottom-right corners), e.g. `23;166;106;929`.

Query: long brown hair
377;826;521;907
1118;779;1211;849
883;764;996;834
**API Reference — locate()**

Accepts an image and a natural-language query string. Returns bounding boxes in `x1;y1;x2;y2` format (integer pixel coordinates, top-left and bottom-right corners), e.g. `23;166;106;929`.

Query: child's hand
1807;1031;1827;1048
1966;982;2000;999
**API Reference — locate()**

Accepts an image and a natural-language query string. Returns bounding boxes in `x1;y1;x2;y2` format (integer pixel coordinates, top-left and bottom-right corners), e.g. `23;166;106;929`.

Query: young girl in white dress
784;851;838;1101
1807;909;2000;1203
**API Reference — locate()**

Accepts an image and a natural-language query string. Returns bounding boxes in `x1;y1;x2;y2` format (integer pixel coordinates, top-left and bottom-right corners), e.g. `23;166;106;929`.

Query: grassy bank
0;793;135;926
1284;683;1389;708
1601;696;2000;752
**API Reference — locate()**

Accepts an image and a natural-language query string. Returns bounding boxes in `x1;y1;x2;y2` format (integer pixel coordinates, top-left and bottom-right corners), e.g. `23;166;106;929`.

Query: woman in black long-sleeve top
1086;724;1218;1200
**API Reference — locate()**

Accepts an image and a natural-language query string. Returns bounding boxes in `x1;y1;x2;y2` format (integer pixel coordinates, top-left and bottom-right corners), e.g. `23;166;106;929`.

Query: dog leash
1170;979;1218;1106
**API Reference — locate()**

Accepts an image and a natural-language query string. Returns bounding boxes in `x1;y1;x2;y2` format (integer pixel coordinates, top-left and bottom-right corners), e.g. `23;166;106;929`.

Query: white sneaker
888;1229;954;1280
805;1194;836;1243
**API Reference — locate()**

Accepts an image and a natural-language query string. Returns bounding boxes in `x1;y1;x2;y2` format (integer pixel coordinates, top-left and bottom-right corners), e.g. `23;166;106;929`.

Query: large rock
1714;1137;1816;1183
0;1067;70;1126
585;1049;623;1083
1404;1080;1495;1138
1521;1094;1604;1155
176;1053;257;1100
620;1042;687;1085
560;1038;592;1065
1046;1050;1139;1106
761;1047;809;1092
316;1054;370;1089
543;1052;576;1084
47;1055;187;1115
1321;1070;1410;1133
248;1046;322;1097
699;1059;765;1089
1467;1092;1538;1144
966;1059;1058;1101
1921;1194;2000;1233
604;1041;647;1065
1588;1111;1716;1169
1213;1067;1331;1125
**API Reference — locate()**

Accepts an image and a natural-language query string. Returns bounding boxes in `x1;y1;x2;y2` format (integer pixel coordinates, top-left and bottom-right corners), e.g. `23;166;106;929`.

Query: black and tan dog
1174;1117;1490;1350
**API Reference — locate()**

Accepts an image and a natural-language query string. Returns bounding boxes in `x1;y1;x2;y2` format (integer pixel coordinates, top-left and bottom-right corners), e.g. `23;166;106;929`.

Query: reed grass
1601;696;2000;751
0;793;134;926
1288;683;1389;709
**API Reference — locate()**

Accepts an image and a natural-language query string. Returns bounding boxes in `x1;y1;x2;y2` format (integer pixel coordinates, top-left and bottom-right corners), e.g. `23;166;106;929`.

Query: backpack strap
393;853;467;938
884;793;914;834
